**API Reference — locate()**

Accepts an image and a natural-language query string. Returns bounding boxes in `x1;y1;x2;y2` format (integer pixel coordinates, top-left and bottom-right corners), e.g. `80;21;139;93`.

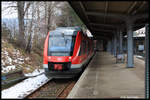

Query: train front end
43;27;82;78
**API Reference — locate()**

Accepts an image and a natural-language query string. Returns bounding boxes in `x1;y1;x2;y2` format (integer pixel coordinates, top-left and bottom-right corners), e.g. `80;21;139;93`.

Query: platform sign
1;76;6;80
138;45;144;51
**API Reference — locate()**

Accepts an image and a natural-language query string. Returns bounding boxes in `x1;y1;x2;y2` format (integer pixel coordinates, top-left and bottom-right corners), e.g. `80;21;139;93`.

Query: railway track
25;78;77;99
21;77;51;99
23;58;90;99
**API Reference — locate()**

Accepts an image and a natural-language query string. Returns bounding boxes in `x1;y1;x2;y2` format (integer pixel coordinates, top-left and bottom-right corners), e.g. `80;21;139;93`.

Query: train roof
56;27;82;31
49;27;82;36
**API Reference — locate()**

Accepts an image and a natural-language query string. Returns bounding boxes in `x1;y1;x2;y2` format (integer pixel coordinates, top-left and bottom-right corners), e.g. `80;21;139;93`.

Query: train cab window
87;41;90;55
48;35;76;56
83;41;86;54
79;47;82;56
79;40;83;56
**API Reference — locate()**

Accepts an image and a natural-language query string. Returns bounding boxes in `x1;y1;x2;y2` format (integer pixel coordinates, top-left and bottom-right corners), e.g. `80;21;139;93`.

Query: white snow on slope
25;69;45;77
2;74;50;99
136;55;143;59
2;47;30;67
2;65;16;73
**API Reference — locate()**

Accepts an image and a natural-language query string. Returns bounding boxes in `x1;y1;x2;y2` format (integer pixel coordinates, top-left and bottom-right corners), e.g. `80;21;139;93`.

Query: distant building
123;27;145;55
86;29;93;37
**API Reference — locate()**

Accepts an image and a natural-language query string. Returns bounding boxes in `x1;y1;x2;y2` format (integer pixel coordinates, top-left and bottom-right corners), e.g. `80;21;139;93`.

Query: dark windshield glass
48;35;75;56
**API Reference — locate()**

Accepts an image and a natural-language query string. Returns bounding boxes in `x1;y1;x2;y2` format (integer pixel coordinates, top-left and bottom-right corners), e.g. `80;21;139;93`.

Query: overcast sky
2;2;18;19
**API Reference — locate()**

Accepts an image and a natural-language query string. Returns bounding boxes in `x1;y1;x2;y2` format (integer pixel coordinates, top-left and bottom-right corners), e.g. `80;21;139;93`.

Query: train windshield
48;35;76;56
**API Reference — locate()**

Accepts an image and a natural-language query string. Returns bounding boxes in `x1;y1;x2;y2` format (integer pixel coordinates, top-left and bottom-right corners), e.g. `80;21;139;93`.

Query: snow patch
25;57;30;60
25;69;45;77
136;55;143;58
26;67;30;71
7;56;12;64
2;74;49;99
3;50;8;56
2;41;31;67
1;60;5;66
2;65;16;73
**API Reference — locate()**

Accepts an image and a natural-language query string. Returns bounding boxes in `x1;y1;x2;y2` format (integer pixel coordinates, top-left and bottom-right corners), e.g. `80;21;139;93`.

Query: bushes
2;24;11;39
2;23;18;46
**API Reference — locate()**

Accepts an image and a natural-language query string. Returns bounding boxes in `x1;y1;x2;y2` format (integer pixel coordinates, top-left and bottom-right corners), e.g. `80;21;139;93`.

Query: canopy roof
50;27;82;36
69;1;148;40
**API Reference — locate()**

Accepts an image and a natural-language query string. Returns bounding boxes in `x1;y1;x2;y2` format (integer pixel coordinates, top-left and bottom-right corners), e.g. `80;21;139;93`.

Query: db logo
57;58;62;61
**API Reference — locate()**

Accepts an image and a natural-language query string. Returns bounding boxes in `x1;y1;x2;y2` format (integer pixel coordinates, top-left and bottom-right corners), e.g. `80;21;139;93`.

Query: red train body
43;27;94;78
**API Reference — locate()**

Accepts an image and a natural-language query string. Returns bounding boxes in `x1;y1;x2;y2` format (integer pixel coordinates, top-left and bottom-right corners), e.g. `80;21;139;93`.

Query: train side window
86;41;88;54
86;41;89;55
79;34;83;56
88;41;90;54
79;42;82;56
83;40;86;54
79;41;84;56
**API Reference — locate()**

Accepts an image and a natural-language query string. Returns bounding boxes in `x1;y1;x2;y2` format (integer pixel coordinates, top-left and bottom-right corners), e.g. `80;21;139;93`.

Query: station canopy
69;1;149;40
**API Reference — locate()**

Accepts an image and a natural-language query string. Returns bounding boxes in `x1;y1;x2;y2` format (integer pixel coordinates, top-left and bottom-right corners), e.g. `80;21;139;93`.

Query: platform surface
67;52;145;98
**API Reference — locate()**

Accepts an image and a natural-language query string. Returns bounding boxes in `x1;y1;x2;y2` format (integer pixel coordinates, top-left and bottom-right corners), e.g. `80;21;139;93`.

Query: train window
79;40;83;56
79;40;85;56
48;35;76;56
79;47;81;56
87;41;88;55
82;41;84;54
83;41;86;54
87;41;90;54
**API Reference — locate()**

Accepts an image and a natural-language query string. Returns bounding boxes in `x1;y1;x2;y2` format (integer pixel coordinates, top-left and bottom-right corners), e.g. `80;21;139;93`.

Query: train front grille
48;62;71;71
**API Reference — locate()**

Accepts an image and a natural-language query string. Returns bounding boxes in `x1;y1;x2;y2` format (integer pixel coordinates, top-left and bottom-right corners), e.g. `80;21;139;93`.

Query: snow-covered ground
1;38;49;98
136;55;143;59
1;44;31;70
2;65;16;73
2;69;51;99
24;69;45;77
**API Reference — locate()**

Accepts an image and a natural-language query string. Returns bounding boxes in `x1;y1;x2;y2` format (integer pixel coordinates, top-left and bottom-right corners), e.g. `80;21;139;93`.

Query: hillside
1;38;43;74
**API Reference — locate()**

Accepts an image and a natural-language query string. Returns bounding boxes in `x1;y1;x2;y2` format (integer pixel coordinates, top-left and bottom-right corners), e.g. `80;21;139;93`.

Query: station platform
67;52;145;98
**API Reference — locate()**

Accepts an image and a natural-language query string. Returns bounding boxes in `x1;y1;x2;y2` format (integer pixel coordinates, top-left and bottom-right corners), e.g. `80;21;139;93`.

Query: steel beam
94;35;111;40
91;28;114;32
79;2;90;23
94;35;113;39
116;30;120;55
126;20;134;68
107;40;111;53
90;23;117;29
132;1;147;15
86;11;127;19
127;13;149;22
104;1;108;24
111;38;114;55
93;32;113;36
127;2;137;14
145;24;149;98
119;30;123;53
114;34;117;57
95;38;108;41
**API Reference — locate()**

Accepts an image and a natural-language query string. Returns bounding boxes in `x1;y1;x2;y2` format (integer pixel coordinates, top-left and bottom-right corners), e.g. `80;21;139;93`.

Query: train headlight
43;64;48;68
69;57;71;61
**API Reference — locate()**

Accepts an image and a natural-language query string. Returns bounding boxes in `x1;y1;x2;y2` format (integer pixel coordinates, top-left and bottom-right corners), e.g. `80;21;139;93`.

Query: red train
43;27;94;78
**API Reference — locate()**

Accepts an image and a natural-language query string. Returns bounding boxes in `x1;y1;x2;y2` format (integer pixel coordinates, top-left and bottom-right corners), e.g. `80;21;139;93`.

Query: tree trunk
17;1;26;48
45;2;48;34
47;3;52;34
25;3;34;53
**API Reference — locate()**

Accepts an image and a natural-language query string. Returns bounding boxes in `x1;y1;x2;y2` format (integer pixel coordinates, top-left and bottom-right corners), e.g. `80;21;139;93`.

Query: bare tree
25;2;35;53
16;1;32;48
3;1;85;54
46;2;56;34
17;1;26;47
